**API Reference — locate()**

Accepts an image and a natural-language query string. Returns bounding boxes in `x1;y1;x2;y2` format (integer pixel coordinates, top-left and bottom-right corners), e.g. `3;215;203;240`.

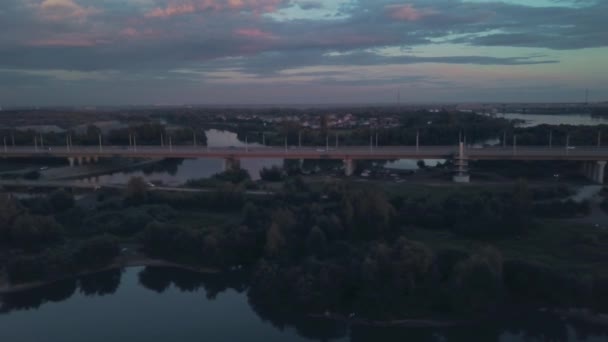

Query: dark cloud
0;0;605;105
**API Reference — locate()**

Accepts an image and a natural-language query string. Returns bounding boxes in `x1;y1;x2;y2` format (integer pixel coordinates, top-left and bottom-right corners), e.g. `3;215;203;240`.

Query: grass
407;220;608;276
174;209;243;229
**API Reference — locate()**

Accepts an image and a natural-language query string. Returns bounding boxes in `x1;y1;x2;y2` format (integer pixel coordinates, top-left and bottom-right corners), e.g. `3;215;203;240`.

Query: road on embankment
0;180;273;196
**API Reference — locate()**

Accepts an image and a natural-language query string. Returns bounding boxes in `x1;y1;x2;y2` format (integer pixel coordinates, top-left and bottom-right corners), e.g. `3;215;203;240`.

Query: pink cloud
235;28;276;40
145;3;197;18
145;0;284;18
385;4;436;21
27;36;104;47
120;27;165;40
37;0;101;21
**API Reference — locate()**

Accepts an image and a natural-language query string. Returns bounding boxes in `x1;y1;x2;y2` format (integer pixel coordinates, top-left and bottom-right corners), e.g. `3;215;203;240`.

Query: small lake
1;267;607;342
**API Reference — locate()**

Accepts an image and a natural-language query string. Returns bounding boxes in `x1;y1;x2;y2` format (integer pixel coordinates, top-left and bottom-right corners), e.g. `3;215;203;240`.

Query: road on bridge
2;145;608;160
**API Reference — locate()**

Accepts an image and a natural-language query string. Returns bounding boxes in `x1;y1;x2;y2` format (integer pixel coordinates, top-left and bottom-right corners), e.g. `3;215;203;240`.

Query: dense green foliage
6;236;120;283
259;166;285;182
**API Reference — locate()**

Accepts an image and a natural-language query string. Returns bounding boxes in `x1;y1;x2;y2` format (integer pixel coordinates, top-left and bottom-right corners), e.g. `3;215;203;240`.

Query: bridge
2;144;608;183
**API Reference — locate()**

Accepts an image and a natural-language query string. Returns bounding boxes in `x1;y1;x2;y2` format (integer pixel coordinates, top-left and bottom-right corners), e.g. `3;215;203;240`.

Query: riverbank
0;255;218;295
45;158;164;181
309;312;468;328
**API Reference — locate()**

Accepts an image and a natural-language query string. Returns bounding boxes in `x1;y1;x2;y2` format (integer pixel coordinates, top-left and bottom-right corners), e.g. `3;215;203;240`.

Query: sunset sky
0;0;606;106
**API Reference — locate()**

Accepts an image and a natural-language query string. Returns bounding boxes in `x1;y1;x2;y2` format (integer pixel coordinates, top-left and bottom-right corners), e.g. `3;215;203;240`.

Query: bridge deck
2;146;608;161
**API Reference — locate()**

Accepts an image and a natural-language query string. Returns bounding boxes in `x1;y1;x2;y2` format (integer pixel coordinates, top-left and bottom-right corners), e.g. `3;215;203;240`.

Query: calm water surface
1;267;607;342
85;129;283;185
493;113;608;128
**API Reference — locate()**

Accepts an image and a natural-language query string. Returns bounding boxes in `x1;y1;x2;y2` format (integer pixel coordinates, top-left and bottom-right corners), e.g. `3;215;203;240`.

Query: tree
306;226;327;257
350;189;396;239
242;202;262;228
505;179;533;234
10;215;64;246
141;222;178;256
6;256;46;283
392;238;433;291
74;235;120;269
213;169;250;184
265;223;286;258
260;166;285;182
0;193;23;241
126;176;148;203
49;189;75;212
452;246;504;313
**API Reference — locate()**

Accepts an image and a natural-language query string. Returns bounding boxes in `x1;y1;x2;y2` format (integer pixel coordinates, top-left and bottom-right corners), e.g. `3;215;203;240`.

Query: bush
260;166;285;182
81;206;164;236
73;235;120;269
6;256;46;283
23;170;41;180
503;260;593;307
213;169;251;184
141;222;207;264
49;190;75;212
10;215;65;247
125;177;148;204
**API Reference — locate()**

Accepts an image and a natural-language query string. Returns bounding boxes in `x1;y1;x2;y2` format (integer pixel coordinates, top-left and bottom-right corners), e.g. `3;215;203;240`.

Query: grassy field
174;209;243;228
407;220;608;276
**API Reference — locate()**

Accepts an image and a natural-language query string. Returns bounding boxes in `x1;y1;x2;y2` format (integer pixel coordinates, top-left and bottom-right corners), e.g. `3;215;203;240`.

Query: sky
0;0;606;106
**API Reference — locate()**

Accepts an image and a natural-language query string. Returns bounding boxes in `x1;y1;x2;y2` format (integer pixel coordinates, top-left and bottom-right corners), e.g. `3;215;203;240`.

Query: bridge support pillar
68;157;75;168
595;161;606;184
582;162;591;180
85;156;92;164
93;156;99;163
223;158;241;172
76;156;84;166
344;159;355;177
582;161;606;184
452;142;470;183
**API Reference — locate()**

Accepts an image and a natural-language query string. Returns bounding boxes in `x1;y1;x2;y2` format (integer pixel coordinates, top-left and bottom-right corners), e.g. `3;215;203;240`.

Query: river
82;130;284;185
1;267;607;342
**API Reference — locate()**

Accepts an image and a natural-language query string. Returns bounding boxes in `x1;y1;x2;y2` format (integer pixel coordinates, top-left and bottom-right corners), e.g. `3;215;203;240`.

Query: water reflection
79;130;283;184
138;267;247;298
1;267;607;342
0;269;122;313
491;113;608;128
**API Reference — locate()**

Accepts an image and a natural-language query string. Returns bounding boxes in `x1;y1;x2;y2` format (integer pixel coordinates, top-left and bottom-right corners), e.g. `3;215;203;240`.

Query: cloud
0;0;607;105
145;0;286;18
234;28;276;40
385;3;436;21
293;1;323;10
145;3;196;18
36;0;101;21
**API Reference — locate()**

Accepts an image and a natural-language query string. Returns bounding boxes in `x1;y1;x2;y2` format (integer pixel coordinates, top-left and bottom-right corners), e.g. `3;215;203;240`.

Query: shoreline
51;158;164;181
0;255;218;295
309;313;467;328
3;263;608;330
